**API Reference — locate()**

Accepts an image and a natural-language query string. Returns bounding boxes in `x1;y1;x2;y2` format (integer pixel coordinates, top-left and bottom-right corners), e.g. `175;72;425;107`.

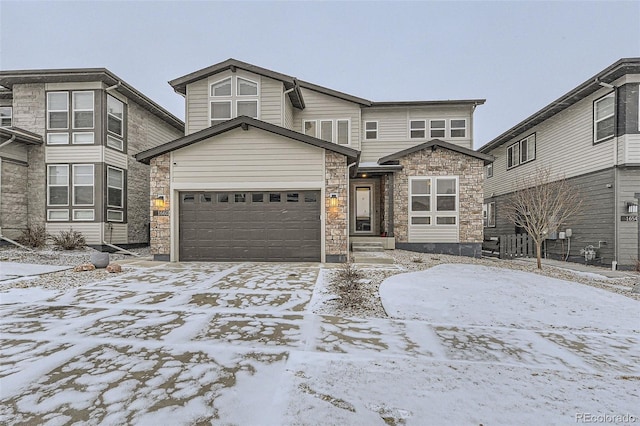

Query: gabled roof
479;57;640;153
378;139;493;165
370;99;486;108
0;126;43;145
297;79;371;106
0;68;184;132
169;59;306;109
135;116;360;166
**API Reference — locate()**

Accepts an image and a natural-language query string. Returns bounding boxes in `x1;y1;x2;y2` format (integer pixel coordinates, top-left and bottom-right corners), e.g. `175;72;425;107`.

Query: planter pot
90;252;110;269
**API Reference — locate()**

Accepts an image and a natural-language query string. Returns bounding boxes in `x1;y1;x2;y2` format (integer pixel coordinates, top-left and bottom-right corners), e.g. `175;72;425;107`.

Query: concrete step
351;242;385;252
350;252;395;264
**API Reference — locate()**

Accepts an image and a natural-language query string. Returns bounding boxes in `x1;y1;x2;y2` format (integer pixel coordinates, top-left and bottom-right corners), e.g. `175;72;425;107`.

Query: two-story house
136;59;491;262
0;69;184;247
480;58;640;270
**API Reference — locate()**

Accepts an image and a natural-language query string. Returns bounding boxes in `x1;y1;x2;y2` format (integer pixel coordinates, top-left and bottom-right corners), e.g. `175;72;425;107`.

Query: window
337;120;349;145
211;101;232;126
487;202;496;228
234;193;246;203
72;133;94;145
507;142;520;169
507;134;536;169
217;193;229;203
519;134;536;164
47;210;68;221
450;119;466;138
320;120;333;142
365;121;378;140
0;106;11;127
72;91;94;129
73;209;94;221
107;135;123;151
47;133;69;145
210;76;258;125
287;192;299;202
107;167;124;208
594;93;615;143
410;120;426;138
73;165;94;206
304;120;317;137
48;165;69;206
429;120;445;138
107;95;124;137
107;210;123;222
252;193;264;203
47;92;68;129
409;176;458;227
486;163;493;178
269;193;281;202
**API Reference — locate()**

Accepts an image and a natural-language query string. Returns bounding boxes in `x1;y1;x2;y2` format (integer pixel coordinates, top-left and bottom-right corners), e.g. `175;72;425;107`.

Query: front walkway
0;262;638;425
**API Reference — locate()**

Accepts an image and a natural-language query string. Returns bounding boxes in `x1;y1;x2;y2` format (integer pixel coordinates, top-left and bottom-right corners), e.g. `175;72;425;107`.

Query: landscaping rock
73;263;96;272
106;263;122;273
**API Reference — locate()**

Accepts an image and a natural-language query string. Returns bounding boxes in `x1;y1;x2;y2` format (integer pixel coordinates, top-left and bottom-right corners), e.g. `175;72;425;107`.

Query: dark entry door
179;191;321;261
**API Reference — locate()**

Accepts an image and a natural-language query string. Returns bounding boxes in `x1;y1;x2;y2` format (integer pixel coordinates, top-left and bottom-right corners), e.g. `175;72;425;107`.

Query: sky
0;0;638;148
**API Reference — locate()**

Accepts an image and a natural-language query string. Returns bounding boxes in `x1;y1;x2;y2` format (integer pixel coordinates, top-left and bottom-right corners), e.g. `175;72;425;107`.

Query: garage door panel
179;191;321;261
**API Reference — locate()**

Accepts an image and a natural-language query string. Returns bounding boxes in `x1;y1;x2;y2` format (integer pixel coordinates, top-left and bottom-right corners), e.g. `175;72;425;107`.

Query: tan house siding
260;76;283;126
325;151;349;262
185;78;209;135
293;87;361;151
394;147;484;247
171;127;324;187
361;106;474;163
283;95;294;130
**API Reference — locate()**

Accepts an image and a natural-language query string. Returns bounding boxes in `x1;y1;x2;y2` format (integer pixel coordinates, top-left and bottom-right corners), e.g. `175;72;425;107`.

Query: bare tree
503;167;583;269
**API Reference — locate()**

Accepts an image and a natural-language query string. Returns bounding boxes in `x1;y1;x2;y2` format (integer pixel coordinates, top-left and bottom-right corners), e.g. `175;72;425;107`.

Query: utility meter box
559;232;566;239
565;228;573;238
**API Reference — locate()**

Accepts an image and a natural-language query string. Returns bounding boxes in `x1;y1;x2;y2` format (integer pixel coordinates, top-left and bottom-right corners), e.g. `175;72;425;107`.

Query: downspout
0;135;16;149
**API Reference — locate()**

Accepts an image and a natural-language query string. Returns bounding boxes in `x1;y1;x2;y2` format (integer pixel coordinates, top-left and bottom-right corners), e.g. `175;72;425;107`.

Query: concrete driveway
1;262;638;425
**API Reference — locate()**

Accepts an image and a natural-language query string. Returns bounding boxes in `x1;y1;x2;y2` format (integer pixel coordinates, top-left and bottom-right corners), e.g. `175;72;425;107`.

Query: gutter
0;135;16;149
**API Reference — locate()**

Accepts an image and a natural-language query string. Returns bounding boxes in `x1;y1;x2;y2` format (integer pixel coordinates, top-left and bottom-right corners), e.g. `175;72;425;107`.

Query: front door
349;178;379;236
355;186;372;233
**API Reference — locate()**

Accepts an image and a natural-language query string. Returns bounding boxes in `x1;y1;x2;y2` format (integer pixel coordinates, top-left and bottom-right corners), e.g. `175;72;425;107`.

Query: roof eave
378;139;494;165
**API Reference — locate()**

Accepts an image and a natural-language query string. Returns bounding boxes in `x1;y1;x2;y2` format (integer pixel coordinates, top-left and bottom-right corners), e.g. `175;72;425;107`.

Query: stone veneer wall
394;146;484;249
325;151;349;262
149;153;171;258
0;161;28;239
12;84;46;229
127;102;182;244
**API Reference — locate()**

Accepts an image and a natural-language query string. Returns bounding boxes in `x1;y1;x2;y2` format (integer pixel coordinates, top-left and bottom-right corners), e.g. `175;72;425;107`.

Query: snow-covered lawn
0;262;638;425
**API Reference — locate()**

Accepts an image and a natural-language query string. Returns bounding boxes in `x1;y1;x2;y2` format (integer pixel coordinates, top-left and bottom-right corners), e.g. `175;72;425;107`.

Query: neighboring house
0;69;184;247
479;58;640;270
136;59;491;262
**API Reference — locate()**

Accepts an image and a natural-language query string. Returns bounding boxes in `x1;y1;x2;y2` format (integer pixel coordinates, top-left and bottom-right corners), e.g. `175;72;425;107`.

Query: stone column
325;151;348;262
149;153;171;260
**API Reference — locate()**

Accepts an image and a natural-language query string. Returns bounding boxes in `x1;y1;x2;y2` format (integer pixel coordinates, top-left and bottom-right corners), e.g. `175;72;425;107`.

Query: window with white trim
107;95;124;137
107;135;123;151
47;165;69;206
0;106;11;127
72;91;94;129
486;163;493;178
107;166;124;208
519;134;536;164
410;120;426;138
107;209;123;222
73;209;94;221
72;164;94;206
450;119;467;138
594;93;614;143
336;120;349;145
303;119;350;144
483;202;496;228
47;92;68;129
72;132;94;145
409;176;458;226
210;76;258;126
47;210;68;221
365;121;378;140
429;120;445;138
320;120;333;142
304;120;317;137
507;142;520;169
47;133;69;145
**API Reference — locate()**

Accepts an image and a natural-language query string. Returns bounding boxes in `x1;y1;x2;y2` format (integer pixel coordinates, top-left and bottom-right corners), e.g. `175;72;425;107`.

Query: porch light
329;193;339;207
627;202;638;214
153;195;166;209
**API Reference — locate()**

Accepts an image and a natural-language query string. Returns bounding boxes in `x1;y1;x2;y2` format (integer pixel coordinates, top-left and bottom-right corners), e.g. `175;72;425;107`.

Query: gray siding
485;168;617;266
284;96;294;130
361;105;474;163
617;167;640;267
484;85;618;198
260;76;283;126
0;142;28;163
292;87;361;151
617;83;639;137
185;78;209;135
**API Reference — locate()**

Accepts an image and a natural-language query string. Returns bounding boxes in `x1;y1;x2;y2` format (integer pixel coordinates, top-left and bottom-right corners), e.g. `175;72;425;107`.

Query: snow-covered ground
1;262;638;425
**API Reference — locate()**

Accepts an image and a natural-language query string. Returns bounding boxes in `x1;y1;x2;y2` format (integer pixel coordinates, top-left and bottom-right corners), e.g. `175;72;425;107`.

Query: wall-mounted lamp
153;195;166;209
627;202;638;214
329;193;339;208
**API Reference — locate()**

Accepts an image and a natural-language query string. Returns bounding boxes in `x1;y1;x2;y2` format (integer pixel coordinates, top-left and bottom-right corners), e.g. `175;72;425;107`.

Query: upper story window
107;95;124;137
429;120;445;138
72;91;94;129
47;92;69;130
107;166;124;209
210;76;259;126
365;121;378;140
594;93;614;143
450;119;467;138
486;163;493;178
304;119;350;145
0;106;12;127
507;133;536;169
410;120;426;138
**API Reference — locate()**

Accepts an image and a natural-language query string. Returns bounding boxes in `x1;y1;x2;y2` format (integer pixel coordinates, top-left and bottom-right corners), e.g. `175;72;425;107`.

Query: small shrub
16;225;49;248
635;258;640;273
334;262;364;307
411;256;423;263
51;229;86;250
